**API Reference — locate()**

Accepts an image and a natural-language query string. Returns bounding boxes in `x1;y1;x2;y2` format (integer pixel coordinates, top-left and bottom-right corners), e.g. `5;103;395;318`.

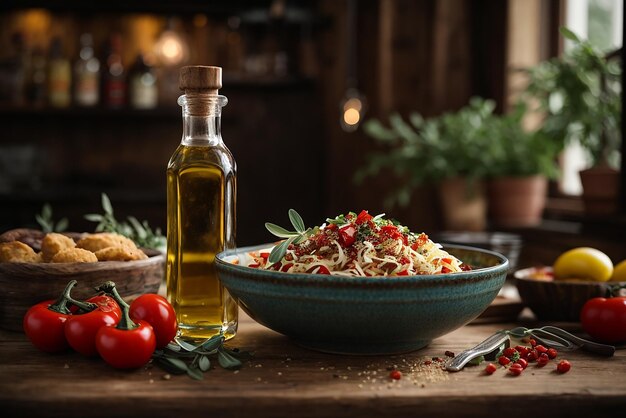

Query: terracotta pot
487;175;547;227
579;166;620;215
438;178;486;231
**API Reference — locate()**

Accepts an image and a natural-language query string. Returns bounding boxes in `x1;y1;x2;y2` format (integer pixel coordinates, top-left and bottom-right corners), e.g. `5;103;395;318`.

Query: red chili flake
433;357;444;363
498;356;511;366
444;351;455;358
535;345;548;354
508;363;524;376
536;354;549;367
423;360;432;366
515;345;529;357
389;370;402;380
515;358;528;369
547;348;558;359
556;360;571;374
484;363;497;375
503;347;517;358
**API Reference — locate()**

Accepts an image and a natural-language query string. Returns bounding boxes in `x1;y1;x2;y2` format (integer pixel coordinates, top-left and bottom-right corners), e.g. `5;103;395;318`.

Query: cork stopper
179;65;222;95
179;66;223;116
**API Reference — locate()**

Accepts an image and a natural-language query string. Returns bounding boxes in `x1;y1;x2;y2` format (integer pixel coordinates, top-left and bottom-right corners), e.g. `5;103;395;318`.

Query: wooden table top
2;310;625;418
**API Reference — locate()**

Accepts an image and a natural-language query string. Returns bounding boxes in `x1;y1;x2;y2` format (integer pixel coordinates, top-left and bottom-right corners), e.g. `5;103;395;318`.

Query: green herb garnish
84;193;165;249
152;333;252;380
265;209;314;264
35;203;68;233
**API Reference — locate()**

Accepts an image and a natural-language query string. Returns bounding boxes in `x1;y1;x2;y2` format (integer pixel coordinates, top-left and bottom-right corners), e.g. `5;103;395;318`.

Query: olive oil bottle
167;66;237;342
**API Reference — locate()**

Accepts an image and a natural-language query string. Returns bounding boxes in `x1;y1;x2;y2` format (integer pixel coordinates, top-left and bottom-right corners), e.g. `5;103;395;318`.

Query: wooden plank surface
1;310;625;418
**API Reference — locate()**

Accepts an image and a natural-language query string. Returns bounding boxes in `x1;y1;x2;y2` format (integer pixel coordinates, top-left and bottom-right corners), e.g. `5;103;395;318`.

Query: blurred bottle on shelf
74;33;100;107
0;32;29;105
103;34;126;108
26;46;47;106
48;37;71;108
129;54;158;109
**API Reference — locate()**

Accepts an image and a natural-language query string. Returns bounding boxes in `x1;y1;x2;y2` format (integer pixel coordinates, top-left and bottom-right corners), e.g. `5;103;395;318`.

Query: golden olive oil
166;66;237;342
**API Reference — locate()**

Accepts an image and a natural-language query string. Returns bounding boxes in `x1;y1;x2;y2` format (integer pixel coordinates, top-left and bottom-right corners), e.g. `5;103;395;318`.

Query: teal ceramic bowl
216;244;508;354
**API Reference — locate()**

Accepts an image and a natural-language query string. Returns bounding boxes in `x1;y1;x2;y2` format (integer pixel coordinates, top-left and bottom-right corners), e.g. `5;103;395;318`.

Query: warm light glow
162;38;182;59
155;30;188;65
343;108;361;126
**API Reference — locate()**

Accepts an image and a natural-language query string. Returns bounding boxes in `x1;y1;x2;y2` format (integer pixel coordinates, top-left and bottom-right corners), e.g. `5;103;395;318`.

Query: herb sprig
84;193;165;250
35;203;69;233
152;333;252;380
265;209;316;264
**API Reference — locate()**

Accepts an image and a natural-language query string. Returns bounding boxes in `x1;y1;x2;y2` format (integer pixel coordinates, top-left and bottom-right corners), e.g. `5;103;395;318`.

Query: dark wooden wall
0;0;511;244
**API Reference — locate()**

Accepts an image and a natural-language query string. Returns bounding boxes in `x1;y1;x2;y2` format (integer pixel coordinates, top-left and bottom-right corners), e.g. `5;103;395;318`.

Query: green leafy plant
35;203;68;233
265;209;316;263
525;27;622;168
152;332;252;380
356;98;502;207
484;103;560;179
84;193;165;249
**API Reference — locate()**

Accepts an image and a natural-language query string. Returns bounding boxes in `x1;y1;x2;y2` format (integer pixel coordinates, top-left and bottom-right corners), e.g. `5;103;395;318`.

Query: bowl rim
216;243;509;285
514;266;625;286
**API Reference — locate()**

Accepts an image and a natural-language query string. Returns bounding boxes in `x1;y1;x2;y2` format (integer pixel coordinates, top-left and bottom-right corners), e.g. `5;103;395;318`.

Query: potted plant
485;103;560;227
525;28;622;215
356;98;495;231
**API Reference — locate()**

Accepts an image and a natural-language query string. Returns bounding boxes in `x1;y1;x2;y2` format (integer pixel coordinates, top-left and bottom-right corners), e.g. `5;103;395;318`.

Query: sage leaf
200;335;225;352
155;358;187;375
84;214;103;222
288;209;306;233
173;338;199;351
167;342;182;352
222;348;253;360
559;27;580;42
163;357;188;371
101;193;113;215
55;218;69;232
268;236;295;264
199;356;211;371
186;366;204;380
265;223;296;238
218;349;242;370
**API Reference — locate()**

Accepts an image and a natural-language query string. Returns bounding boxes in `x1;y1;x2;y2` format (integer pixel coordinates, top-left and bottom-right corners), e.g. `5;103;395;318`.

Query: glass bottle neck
178;94;227;146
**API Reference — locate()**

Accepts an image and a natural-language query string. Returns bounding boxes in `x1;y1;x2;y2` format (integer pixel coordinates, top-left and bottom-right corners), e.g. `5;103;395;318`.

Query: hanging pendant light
340;0;367;132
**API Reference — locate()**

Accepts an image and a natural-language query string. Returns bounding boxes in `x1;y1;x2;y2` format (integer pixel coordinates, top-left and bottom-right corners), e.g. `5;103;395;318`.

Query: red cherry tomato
130;294;177;349
338;225;357;247
23;299;71;353
64;295;121;356
23;280;94;353
580;297;626;343
96;320;156;369
355;210;373;225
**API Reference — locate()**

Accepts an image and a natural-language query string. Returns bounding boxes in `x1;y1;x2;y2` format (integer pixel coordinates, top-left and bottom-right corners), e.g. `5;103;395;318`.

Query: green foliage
35;203;69;233
486;103;560;179
356;98;559;207
524;27;622;167
84;193;166;250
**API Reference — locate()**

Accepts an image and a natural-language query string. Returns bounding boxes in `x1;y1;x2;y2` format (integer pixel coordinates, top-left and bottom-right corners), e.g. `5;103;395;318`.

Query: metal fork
507;326;615;357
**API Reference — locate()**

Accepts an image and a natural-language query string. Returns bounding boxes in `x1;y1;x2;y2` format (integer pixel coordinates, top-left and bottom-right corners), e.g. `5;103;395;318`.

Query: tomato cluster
23;280;177;369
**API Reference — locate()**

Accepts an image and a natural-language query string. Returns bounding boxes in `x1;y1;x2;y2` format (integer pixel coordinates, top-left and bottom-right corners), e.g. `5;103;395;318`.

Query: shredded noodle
245;210;468;277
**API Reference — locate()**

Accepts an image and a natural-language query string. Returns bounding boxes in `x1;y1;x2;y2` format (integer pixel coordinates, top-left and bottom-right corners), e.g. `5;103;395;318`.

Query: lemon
610;259;626;282
553;247;613;282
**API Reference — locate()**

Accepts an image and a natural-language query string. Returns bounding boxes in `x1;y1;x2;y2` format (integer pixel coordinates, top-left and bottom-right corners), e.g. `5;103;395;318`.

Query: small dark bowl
515;267;626;322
